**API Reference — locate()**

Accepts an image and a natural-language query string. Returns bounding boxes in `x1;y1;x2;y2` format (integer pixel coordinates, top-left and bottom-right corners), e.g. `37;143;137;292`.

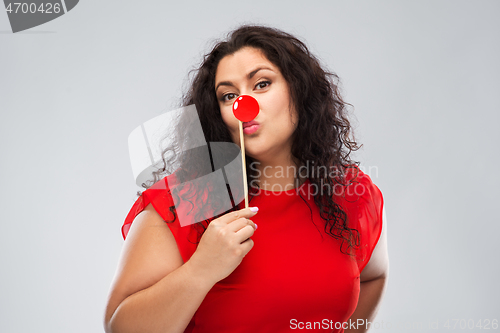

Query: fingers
239;238;254;255
217;217;256;244
225;217;257;233
234;225;255;244
216;207;259;225
207;207;258;255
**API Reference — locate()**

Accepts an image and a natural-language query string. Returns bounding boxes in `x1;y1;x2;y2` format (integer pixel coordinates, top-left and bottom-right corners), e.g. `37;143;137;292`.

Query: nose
232;95;260;122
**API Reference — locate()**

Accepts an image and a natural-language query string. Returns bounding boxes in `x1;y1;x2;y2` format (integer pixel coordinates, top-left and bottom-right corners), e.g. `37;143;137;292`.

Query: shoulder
122;177;176;240
121;175;200;262
338;166;385;273
125;203;180;255
337;166;384;224
342;166;383;203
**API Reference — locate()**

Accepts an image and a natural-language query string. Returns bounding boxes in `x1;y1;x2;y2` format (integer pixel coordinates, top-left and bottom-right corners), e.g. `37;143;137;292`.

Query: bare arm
104;204;258;333
345;205;389;333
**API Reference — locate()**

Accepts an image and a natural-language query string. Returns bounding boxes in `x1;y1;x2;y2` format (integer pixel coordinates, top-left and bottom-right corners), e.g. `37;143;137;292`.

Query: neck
250;151;306;192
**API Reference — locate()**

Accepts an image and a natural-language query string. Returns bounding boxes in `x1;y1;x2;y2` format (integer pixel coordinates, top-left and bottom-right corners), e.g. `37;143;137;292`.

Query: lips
243;120;259;129
242;120;260;135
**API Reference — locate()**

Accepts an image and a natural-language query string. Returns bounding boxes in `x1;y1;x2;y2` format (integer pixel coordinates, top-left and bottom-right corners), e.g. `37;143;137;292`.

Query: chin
245;147;273;162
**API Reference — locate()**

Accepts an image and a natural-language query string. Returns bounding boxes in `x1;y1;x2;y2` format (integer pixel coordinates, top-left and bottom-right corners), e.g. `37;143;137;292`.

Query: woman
104;25;389;333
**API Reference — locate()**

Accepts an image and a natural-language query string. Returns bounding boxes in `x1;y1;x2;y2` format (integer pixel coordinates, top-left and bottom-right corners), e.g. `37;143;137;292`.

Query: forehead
215;47;278;82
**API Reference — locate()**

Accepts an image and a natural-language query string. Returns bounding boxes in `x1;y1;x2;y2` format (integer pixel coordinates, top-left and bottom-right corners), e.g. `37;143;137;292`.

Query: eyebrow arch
248;66;273;79
215;67;274;92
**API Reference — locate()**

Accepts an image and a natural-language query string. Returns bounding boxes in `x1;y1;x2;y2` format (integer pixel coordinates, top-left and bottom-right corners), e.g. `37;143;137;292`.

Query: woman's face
215;47;298;163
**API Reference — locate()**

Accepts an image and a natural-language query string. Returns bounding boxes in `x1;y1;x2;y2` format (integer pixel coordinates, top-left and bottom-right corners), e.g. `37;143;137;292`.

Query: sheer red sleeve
121;176;198;263
340;167;384;273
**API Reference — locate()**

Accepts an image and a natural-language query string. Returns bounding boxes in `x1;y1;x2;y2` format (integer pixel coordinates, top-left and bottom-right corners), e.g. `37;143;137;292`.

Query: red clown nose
232;95;260;122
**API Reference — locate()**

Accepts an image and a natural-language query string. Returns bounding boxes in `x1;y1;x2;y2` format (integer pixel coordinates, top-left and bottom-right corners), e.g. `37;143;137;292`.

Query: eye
255;81;271;90
221;93;237;102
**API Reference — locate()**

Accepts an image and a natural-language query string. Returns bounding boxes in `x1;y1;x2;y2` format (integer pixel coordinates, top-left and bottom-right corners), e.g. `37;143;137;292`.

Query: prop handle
239;120;249;208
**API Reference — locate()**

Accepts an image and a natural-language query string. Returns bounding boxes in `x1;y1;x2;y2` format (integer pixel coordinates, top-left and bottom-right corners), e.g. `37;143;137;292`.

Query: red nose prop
232;95;260;122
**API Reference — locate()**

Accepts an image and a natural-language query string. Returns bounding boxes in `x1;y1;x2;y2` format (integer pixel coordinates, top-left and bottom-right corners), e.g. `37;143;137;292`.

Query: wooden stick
239;120;248;208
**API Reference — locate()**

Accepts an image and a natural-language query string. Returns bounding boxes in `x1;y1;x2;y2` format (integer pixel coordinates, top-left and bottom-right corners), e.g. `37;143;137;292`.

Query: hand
187;207;258;285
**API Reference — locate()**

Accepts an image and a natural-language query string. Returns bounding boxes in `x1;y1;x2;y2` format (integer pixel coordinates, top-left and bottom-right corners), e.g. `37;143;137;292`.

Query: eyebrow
215;67;274;92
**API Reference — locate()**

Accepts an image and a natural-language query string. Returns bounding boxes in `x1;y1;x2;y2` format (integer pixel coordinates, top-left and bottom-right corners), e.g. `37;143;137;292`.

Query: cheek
220;107;238;133
291;109;299;130
273;101;296;130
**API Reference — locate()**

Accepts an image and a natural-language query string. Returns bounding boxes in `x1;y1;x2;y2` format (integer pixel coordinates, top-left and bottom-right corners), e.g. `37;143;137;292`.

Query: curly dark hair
144;24;363;254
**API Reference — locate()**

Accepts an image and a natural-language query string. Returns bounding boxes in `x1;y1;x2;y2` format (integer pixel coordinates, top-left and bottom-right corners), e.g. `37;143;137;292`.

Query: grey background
1;0;498;332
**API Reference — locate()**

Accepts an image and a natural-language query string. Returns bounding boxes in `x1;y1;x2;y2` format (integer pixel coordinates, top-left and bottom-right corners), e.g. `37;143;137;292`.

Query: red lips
243;120;259;128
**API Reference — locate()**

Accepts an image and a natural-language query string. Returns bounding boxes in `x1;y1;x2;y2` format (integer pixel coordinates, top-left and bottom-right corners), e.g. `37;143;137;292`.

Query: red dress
122;168;384;332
